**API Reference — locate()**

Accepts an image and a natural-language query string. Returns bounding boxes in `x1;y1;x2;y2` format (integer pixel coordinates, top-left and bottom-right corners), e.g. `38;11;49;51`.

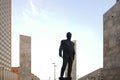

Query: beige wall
71;40;77;80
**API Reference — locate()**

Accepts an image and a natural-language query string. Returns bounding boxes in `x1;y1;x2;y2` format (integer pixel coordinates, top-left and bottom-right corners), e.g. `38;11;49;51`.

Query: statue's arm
59;40;63;57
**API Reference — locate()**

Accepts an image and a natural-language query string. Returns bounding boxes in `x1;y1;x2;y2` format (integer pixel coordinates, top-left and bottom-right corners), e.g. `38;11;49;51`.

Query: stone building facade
103;0;120;79
20;35;31;80
79;0;120;80
103;0;120;69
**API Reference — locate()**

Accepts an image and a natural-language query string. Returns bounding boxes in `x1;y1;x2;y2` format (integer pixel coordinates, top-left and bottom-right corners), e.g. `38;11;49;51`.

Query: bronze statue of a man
59;32;75;80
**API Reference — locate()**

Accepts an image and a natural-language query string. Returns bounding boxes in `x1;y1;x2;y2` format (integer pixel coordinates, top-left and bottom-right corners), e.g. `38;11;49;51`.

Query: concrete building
0;0;11;71
19;35;40;80
79;0;120;80
0;0;18;80
20;35;31;80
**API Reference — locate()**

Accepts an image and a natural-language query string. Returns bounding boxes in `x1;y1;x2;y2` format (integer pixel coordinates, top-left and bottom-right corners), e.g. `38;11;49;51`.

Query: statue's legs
67;58;73;77
60;59;67;77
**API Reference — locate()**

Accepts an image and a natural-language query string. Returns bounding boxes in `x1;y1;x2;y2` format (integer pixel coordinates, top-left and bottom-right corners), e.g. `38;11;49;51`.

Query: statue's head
66;32;72;40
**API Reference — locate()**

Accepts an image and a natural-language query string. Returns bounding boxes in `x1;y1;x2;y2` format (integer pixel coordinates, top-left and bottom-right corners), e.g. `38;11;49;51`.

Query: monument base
59;77;72;80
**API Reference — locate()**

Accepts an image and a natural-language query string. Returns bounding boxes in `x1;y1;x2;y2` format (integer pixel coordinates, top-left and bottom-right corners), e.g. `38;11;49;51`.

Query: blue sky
12;0;115;79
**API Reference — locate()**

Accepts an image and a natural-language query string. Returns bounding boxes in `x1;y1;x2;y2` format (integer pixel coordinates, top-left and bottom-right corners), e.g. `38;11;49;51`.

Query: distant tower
65;40;77;80
20;35;31;80
103;0;120;69
0;0;11;71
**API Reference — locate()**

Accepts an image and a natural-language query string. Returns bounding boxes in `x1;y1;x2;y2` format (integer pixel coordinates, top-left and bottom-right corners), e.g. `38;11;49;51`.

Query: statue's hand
59;53;62;57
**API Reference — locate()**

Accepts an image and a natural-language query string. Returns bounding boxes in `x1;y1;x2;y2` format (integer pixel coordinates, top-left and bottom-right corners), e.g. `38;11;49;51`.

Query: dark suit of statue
59;32;75;79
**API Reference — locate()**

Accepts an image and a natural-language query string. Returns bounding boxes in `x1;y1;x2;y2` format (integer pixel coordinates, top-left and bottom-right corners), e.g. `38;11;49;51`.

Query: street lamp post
52;63;56;80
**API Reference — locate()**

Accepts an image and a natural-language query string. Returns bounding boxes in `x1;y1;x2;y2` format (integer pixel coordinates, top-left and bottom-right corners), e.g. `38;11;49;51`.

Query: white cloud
29;0;48;20
30;0;39;16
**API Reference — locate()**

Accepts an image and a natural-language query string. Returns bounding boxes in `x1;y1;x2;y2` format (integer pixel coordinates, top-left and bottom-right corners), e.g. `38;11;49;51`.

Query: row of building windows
0;6;11;18
3;50;11;59
0;0;9;4
0;0;11;20
1;13;11;22
0;18;11;27
0;32;11;50
0;40;11;70
0;49;11;60
0;43;10;53
0;6;11;19
1;32;11;46
0;0;10;9
0;17;11;29
0;53;11;64
1;29;11;38
0;48;11;60
0;65;11;71
0;19;11;30
0;61;11;70
1;23;11;35
0;46;9;55
0;41;11;55
1;37;11;47
0;16;11;28
1;6;10;15
4;26;11;36
0;54;11;63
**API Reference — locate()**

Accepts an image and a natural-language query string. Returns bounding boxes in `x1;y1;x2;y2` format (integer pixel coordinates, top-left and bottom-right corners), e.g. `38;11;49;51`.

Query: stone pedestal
59;77;72;80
